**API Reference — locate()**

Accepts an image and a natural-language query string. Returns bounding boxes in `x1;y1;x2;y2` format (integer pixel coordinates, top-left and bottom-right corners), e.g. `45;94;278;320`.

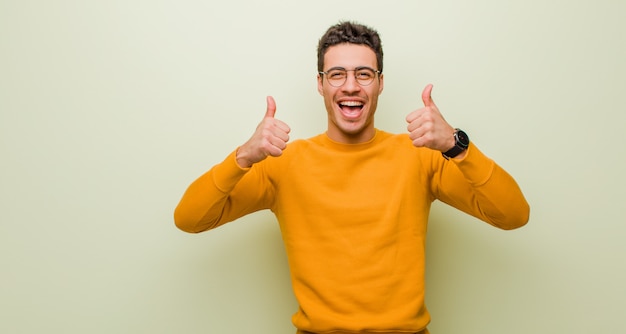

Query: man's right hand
236;96;291;168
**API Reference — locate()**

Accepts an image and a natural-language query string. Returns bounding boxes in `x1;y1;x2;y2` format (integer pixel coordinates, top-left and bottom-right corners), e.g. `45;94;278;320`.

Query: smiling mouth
338;101;364;118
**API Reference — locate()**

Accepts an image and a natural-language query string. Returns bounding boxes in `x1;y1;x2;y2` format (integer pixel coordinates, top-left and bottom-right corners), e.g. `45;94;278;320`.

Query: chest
275;148;432;216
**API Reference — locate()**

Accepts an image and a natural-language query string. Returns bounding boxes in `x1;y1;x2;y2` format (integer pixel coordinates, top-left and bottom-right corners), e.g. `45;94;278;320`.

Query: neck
326;126;376;144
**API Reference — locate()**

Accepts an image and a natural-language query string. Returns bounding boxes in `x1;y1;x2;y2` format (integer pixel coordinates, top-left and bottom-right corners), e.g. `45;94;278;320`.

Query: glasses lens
326;69;347;87
355;68;375;86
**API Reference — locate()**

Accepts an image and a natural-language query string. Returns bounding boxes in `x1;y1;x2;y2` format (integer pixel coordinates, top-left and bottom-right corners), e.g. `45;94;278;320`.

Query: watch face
456;130;470;147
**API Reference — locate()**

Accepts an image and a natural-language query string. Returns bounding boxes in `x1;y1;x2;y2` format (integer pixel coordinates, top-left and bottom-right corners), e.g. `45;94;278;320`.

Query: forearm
468;163;530;230
174;151;249;233
442;144;530;230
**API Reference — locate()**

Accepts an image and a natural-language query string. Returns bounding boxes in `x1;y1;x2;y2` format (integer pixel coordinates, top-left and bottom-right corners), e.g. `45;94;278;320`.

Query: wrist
442;128;470;160
235;147;253;169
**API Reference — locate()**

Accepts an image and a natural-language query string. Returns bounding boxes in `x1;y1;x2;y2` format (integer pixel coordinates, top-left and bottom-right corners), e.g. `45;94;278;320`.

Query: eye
356;69;374;80
328;70;346;79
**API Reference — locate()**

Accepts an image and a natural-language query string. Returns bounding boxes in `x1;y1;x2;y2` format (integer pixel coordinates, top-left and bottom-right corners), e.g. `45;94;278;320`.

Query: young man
174;22;529;334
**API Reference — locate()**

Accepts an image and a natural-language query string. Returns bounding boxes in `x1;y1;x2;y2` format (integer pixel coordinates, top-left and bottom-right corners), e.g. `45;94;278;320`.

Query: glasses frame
319;66;381;87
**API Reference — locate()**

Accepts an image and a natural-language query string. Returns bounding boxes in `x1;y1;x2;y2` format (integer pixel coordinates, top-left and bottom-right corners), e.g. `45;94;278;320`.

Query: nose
341;73;361;93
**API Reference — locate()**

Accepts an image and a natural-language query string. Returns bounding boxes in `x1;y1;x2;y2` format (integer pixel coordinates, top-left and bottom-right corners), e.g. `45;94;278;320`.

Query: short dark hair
317;21;384;73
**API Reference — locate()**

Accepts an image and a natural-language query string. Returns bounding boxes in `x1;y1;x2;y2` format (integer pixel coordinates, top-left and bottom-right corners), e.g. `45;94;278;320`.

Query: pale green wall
1;0;625;333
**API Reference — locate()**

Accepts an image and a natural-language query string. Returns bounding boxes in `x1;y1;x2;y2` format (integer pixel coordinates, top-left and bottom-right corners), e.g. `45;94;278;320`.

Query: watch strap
442;129;469;160
442;145;465;160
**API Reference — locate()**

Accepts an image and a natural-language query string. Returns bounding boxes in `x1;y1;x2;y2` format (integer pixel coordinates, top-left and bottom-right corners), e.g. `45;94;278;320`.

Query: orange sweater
174;130;529;333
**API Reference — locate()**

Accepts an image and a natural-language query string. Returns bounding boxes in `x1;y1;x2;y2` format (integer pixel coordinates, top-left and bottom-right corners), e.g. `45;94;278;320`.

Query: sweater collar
317;129;388;152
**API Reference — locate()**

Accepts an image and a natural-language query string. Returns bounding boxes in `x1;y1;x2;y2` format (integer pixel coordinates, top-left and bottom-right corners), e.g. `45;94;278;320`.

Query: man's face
317;43;384;144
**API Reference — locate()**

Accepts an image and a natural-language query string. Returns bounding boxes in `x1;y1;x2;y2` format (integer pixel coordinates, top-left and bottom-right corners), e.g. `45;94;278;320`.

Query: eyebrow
325;66;376;72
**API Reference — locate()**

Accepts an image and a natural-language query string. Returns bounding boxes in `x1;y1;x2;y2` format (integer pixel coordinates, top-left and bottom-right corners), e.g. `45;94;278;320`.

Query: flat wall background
1;0;625;333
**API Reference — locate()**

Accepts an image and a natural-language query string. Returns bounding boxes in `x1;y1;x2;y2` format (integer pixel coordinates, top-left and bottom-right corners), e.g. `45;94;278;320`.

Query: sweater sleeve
174;149;274;233
433;143;530;230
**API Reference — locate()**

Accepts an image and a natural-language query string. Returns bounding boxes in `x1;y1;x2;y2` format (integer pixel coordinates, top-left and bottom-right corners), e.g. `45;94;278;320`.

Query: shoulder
377;130;417;150
262;135;320;167
282;133;331;153
379;130;411;144
376;130;443;162
284;136;320;152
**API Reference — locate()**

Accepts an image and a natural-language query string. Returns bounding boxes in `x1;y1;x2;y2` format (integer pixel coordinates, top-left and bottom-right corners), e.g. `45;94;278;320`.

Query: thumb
265;96;276;118
421;84;434;107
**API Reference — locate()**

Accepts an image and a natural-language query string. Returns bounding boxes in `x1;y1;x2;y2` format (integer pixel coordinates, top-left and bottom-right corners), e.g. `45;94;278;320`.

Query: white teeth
339;101;363;107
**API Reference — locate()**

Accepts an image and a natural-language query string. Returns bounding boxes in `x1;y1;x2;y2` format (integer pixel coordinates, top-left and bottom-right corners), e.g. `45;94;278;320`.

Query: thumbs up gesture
405;84;456;152
236;96;291;168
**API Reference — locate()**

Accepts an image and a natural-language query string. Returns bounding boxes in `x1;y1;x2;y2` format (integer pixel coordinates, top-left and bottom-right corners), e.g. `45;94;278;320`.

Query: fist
406;84;455;152
236;96;291;168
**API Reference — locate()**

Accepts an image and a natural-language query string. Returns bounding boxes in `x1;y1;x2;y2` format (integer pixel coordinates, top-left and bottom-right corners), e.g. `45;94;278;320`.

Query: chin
339;120;374;138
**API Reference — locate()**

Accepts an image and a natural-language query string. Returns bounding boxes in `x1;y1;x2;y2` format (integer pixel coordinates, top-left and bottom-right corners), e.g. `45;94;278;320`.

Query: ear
317;73;324;96
378;73;384;94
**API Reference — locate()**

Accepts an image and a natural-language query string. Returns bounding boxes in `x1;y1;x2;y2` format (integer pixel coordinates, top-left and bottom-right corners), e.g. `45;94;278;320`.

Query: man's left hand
405;84;456;152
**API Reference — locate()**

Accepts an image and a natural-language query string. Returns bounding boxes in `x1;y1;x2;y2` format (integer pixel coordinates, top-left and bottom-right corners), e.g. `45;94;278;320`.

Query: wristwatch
442;128;470;160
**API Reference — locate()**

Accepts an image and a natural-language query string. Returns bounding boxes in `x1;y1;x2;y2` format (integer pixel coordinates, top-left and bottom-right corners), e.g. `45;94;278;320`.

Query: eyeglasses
319;67;381;87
